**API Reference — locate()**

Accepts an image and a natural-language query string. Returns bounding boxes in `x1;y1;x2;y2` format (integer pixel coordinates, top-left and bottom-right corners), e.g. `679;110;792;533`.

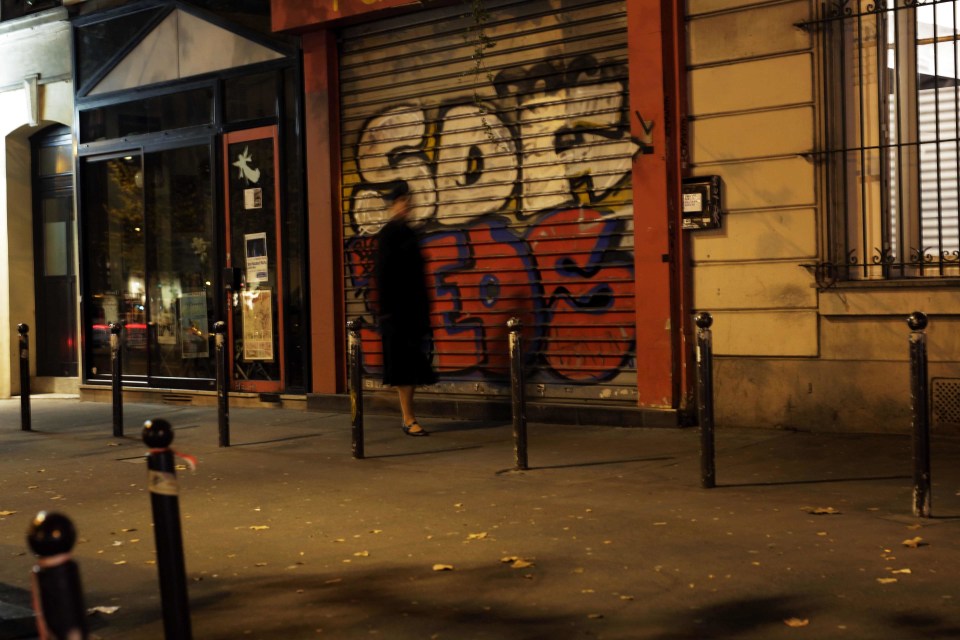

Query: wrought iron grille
805;0;960;283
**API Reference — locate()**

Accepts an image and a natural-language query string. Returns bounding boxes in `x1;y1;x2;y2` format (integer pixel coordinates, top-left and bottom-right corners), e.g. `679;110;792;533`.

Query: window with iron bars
807;0;960;283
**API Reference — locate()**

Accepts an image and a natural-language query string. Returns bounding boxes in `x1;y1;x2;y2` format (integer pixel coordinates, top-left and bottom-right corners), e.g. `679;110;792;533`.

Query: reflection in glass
83;154;147;377
145;145;215;380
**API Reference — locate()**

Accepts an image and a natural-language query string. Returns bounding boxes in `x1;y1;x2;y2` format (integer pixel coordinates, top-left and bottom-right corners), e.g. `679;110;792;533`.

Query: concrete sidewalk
1;396;959;639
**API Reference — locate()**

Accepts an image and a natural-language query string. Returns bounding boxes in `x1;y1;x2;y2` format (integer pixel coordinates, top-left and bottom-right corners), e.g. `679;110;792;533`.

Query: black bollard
214;321;230;447
109;322;123;438
508;318;528;471
18;323;30;432
143;419;193;640
347;319;364;459
907;311;931;518
695;312;716;489
27;511;88;640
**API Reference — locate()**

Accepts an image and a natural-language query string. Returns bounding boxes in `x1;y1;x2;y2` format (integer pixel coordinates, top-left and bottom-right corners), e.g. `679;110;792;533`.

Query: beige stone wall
686;0;818;357
686;0;960;432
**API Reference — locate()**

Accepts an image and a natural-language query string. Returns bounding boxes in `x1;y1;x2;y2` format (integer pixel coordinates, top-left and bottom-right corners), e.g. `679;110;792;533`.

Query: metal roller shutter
340;0;640;403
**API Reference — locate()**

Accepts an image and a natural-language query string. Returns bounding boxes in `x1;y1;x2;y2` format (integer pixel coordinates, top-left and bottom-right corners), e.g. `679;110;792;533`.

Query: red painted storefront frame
274;0;691;410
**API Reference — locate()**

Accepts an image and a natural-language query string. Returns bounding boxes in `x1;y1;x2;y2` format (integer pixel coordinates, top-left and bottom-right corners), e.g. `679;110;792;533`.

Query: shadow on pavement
718;474;910;488
648;595;816;639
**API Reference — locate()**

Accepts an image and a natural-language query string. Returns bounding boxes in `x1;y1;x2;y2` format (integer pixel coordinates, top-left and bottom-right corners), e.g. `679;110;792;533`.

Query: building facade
3;0;958;433
0;5;74;399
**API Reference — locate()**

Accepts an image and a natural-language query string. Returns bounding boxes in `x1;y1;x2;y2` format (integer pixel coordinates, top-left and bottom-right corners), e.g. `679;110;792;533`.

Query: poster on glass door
241;288;274;361
245;232;268;283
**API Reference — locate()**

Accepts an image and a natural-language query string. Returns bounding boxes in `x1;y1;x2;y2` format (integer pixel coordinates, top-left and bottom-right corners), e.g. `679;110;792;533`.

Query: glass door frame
222;125;285;393
79;133;220;390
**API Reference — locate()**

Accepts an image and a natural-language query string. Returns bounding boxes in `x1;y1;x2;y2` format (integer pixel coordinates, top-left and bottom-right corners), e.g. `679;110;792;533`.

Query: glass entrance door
82;142;217;388
223;126;284;392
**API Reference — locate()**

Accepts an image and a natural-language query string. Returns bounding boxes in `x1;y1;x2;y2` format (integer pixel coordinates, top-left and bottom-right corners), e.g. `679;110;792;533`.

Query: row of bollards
345;317;529;471
9;311;939;635
694;310;934;517
16;321;232;449
14;308;935;516
26;419;193;639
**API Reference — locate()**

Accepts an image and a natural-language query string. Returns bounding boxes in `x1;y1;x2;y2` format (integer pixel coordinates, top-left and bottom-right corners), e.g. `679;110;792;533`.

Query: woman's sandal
402;420;429;437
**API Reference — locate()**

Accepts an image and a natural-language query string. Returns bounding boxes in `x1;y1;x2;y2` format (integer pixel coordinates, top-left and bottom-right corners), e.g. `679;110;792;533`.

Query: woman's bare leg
397;386;424;433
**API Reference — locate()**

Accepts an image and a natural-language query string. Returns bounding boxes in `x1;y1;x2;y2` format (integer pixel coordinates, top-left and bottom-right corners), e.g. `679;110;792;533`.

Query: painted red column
626;0;689;408
303;29;345;394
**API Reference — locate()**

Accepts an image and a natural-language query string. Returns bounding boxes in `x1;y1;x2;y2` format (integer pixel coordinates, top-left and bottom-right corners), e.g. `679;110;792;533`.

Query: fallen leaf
784;618;809;628
88;606;120;615
877;578;898;584
370;529;383;534
510;559;534;569
804;506;841;515
250;526;270;531
353;550;369;557
0;511;16;516
113;560;127;566
122;528;138;533
255;562;267;567
619;595;634;601
902;537;926;548
892;568;912;574
433;564;454;571
467;532;488;540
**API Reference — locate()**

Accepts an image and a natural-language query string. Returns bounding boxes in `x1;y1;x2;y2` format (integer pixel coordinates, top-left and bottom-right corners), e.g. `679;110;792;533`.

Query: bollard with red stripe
143;418;194;640
27;511;88;640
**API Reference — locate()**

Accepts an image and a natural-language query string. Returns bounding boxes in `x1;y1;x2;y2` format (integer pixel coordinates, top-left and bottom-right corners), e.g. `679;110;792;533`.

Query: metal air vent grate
931;378;960;430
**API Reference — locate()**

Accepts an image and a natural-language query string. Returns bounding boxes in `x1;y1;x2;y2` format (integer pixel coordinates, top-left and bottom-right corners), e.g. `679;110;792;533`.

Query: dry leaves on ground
784;618;809;628
501;556;535;569
88;606;120;615
902;536;926;548
432;564;454;571
803;506;841;515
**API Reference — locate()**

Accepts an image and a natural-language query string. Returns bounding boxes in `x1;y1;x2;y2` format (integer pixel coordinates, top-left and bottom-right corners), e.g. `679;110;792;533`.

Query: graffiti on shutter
340;0;640;401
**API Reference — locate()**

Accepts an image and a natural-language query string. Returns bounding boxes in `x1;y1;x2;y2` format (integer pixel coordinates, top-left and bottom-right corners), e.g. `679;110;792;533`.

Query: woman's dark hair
382;181;410;204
